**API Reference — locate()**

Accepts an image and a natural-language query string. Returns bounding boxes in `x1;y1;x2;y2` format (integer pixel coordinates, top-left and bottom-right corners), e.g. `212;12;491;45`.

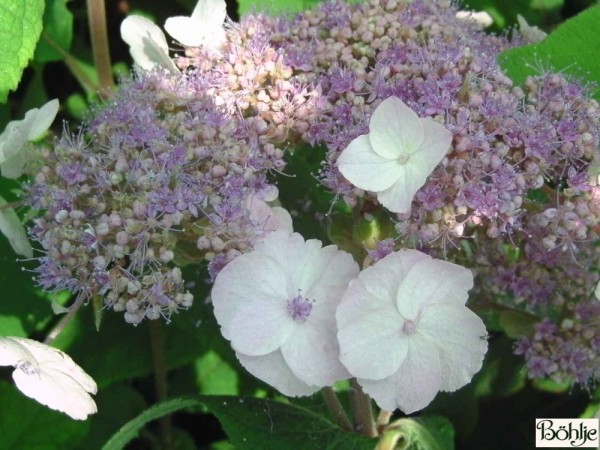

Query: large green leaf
34;0;74;63
498;4;600;100
0;0;45;102
202;395;377;450
85;384;147;450
0;380;90;450
101;397;201;450
239;0;321;16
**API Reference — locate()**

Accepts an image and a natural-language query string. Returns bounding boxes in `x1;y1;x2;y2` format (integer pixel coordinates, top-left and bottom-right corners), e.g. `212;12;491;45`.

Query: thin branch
44;294;87;345
42;32;100;95
86;0;114;96
321;386;353;432
350;378;377;437
148;320;173;449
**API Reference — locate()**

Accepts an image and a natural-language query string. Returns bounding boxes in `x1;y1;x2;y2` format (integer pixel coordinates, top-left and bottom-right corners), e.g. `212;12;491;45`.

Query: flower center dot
287;293;314;323
403;319;417;335
397;153;410;165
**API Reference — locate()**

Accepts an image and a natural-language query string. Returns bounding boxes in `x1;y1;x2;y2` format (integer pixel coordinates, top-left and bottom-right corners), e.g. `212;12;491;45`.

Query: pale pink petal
395;257;473;320
408;118;452;171
281;319;350;387
245;196;293;239
369;97;424;160
211;252;291;356
236;350;320;397
375;162;426;214
358;336;442;414
305;244;359;304
418;303;487;391
337;275;408;380
337;135;403;192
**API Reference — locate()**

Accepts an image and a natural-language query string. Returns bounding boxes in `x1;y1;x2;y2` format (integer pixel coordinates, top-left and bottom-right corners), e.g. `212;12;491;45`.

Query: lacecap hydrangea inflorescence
21;0;599;387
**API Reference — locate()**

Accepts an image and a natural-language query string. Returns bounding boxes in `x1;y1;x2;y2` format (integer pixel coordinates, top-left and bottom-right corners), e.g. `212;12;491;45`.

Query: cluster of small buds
175;14;324;146
261;0;600;386
26;60;300;323
514;301;600;389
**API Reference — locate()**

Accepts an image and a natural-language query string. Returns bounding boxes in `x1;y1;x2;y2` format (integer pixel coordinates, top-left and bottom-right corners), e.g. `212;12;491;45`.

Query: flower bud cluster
514;301;600;389
26;55;302;322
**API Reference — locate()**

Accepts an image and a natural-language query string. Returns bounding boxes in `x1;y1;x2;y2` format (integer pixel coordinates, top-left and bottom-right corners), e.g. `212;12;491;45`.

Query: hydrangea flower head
336;97;452;214
336;250;487;413
211;230;359;396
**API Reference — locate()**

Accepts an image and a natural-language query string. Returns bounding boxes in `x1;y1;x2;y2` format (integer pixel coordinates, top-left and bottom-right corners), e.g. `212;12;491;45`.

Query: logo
536;418;599;448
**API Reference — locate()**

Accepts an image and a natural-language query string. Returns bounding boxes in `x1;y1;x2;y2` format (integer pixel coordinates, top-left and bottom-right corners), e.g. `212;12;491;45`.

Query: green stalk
86;0;114;96
149;320;173;449
350;378;377;437
322;386;354;432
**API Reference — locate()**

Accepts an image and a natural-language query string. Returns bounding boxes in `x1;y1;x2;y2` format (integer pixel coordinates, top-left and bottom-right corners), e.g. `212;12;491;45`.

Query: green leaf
34;0;73;63
498;4;600;100
50;269;233;389
0;380;90;450
498;309;536;338
101;397;201;450
0;195;53;337
86;384;147;450
201;395;377;450
0;0;45;102
195;350;239;395
239;0;320;16
474;335;527;398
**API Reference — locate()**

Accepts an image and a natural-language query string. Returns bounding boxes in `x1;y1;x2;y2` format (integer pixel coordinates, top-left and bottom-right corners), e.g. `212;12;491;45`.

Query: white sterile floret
244;193;293;243
211;230;359;396
0;99;59;179
120;15;179;73
0;336;97;420
0;194;33;258
164;0;227;49
337;96;452;214
517;15;547;44
456;10;494;28
336;250;488;414
595;281;600;301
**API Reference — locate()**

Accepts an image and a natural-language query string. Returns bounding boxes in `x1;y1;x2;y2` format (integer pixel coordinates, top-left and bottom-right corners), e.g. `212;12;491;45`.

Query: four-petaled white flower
165;0;227;50
0;98;59;179
336;250;487;414
120;15;179;73
211;230;359;396
337;96;452;214
0;336;98;420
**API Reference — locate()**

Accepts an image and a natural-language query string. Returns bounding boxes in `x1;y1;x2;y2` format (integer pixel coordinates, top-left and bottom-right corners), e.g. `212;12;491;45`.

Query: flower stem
377;409;393;430
86;0;114;96
148;320;173;449
321;386;353;432
43;294;86;345
350;378;377;437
